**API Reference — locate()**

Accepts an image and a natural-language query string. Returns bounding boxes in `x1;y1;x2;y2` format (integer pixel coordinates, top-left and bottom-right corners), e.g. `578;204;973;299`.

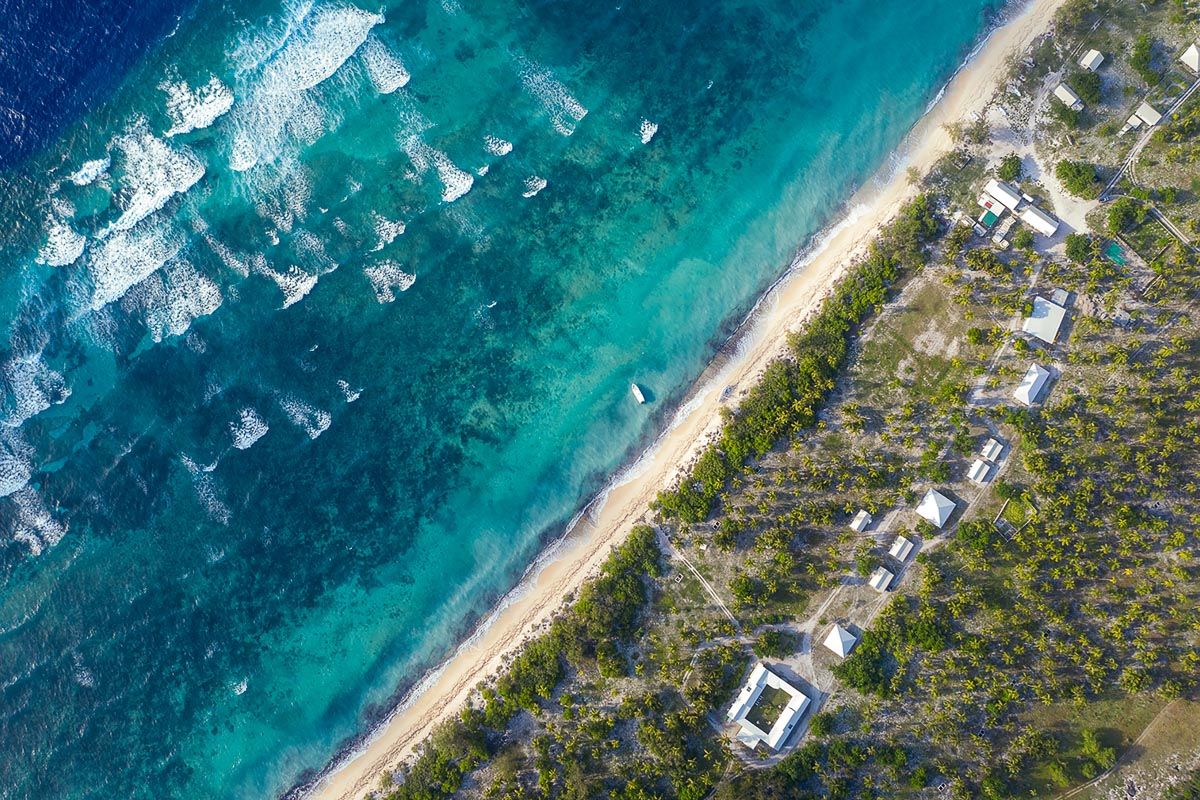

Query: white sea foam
231;677;249;695
278;395;331;439
204;235;251;277
1;356;71;428
516;57;588;136
230;407;269;449
639;118;658;144
360;35;410;93
5;487;66;556
163;75;234;137
401;138;473;202
369;213;405;252
68;156;111;186
522;175;547;198
259;4;382;94
484;135;513;156
337;379;361;403
86;216;186;311
181;454;231;524
72;653;96;688
0;442;31;497
107;129;204;233
363;261;415;302
257;261;319;309
226;4;381;170
37;216;86;267
131;259;223;342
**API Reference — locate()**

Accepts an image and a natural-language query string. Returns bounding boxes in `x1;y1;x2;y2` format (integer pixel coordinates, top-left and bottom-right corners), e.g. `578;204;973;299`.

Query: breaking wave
363;261;415;302
163;75;234;137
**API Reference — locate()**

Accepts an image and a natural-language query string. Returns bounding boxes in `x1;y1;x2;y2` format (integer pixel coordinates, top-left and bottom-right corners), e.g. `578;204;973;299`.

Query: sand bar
307;1;1066;797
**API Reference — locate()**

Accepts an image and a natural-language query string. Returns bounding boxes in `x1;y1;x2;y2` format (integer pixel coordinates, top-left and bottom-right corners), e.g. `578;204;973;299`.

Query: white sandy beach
308;1;1067;797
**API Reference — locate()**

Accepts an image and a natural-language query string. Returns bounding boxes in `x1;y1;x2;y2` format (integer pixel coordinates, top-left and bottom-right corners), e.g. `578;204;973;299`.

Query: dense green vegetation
1056;159;1101;198
997;153;1022;182
1071;69;1103;106
1129;34;1161;86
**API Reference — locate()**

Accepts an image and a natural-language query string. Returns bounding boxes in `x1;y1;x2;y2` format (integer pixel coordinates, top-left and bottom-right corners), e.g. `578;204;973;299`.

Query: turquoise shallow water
0;0;1005;797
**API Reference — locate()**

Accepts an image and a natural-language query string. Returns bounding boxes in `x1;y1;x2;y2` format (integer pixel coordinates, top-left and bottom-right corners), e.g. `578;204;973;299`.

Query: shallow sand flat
307;1;1069;797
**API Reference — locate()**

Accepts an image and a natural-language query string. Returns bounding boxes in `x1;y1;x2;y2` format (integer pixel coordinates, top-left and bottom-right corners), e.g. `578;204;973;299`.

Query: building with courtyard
726;663;812;751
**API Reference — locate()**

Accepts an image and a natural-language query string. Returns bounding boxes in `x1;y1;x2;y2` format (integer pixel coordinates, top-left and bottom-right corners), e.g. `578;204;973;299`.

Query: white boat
631;383;646;404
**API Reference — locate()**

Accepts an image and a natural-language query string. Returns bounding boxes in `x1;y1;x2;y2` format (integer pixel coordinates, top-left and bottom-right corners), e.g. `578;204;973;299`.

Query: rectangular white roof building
727;663;811;751
849;509;872;533
868;566;894;592
1014;363;1051;406
1135;101;1163;127
984;179;1022;211
1023;296;1068;343
889;535;914;562
1020;205;1060;237
1054;84;1084;111
968;459;992;485
1080;49;1104;71
981;438;1004;462
1183;43;1199;73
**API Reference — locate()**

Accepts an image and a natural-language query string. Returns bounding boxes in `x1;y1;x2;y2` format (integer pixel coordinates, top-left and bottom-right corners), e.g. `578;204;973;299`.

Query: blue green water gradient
0;0;1005;796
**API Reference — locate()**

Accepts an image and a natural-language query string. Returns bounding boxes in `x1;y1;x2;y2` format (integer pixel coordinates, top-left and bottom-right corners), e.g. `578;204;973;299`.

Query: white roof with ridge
1080;49;1104;71
1014;363;1051;406
889;535;915;561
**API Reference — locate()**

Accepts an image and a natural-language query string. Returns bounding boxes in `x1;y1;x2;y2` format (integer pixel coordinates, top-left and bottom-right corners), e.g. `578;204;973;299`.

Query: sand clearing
308;2;1066;797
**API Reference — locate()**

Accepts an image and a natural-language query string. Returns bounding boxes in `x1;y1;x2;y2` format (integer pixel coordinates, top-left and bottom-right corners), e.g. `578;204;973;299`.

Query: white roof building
968;459;992;485
888;535;915;562
727;663;812;751
868;566;894;592
1054;83;1084;111
1182;43;1199;73
916;488;956;529
1014;363;1051;406
1080;49;1105;71
1023;296;1068;343
984;179;1022;211
1019;205;1060;237
1125;113;1145;132
981;437;1004;462
849;509;872;533
1135;101;1163;127
823;625;858;658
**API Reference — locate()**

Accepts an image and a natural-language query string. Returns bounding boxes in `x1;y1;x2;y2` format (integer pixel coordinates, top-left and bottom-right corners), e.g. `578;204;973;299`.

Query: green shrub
1056;160;1100;198
997;153;1022;182
1130;35;1161;85
1071;70;1102;105
1065;232;1094;263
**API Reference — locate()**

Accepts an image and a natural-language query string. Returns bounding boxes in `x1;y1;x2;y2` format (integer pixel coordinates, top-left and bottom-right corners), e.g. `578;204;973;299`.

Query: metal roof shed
1022;296;1068;343
984;179;1022;211
1014;363;1051;406
1019;205;1060;237
1080;49;1104;71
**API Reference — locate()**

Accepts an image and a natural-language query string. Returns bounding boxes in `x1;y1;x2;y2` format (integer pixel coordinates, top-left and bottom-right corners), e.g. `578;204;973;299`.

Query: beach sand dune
307;1;1067;797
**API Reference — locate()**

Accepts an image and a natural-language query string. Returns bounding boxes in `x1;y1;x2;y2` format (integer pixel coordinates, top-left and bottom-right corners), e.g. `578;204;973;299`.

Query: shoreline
305;1;1065;797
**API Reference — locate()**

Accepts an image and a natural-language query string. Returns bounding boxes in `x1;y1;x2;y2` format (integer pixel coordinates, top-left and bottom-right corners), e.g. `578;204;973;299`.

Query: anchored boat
631;383;646;404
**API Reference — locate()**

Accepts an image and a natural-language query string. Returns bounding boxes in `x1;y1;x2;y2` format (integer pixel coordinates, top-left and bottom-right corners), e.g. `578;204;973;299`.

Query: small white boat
631;383;646;404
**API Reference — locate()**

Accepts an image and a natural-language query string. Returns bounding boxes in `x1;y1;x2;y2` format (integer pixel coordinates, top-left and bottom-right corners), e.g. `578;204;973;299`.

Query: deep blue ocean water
0;0;1005;797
